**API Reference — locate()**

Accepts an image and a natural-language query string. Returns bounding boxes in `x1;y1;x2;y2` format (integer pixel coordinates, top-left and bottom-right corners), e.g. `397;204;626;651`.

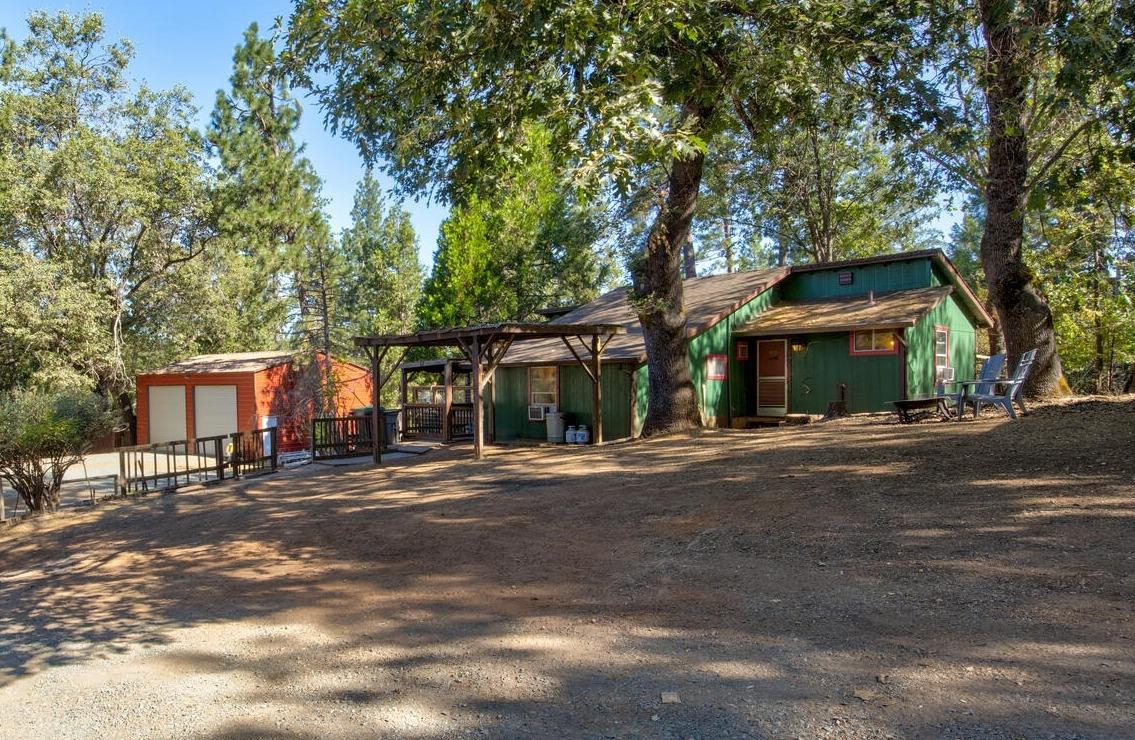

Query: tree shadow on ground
0;397;1132;737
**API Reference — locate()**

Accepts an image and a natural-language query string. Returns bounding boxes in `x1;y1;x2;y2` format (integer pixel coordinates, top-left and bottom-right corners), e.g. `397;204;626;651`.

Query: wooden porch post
591;334;603;445
488;375;496;443
442;359;453;441
370;347;381;465
471;336;484;460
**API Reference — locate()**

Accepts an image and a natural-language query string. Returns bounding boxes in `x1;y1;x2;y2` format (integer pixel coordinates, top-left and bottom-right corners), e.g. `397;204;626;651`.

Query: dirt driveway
1;398;1132;738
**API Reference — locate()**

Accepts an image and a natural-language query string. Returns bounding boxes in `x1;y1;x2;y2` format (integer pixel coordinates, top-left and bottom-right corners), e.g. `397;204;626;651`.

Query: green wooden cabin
489;249;991;441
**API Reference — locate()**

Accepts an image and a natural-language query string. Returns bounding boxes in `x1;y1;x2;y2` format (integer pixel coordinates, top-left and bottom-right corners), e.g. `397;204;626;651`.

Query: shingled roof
501;267;790;365
734;286;954;336
144;351;297;375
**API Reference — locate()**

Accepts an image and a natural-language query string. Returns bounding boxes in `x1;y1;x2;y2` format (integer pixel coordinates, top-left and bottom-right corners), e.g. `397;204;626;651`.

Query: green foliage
0;388;118;513
417;127;611;327
1029;133;1135;392
0;11;220;406
696;80;938;270
209;21;327;350
337;170;423;407
283;1;891;201
0;248;112;392
340;171;422;338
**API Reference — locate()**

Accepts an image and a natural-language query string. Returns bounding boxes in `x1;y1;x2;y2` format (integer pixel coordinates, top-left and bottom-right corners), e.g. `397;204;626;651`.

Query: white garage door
194;385;238;440
148;385;187;443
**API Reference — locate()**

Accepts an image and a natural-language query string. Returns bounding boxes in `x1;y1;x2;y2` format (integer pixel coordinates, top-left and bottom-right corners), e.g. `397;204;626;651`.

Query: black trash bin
353;406;401;449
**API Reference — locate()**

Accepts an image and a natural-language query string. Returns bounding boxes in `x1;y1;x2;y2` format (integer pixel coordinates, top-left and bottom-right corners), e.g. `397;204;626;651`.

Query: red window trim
848;330;899;356
706;354;728;381
934;325;950;369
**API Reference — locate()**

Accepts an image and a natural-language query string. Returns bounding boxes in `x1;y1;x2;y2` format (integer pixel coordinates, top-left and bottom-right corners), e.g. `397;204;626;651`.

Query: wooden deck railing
402;403;474;440
403;404;442;437
310;415;377;460
116;427;279;496
447;404;474;439
231;427;279;477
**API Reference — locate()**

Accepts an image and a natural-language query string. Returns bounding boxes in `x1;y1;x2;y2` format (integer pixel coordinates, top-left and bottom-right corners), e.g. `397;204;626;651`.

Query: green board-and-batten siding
633;283;781;430
784;259;933;300
785;333;903;414
905;292;977;398
501;254;985;435
492;363;633;442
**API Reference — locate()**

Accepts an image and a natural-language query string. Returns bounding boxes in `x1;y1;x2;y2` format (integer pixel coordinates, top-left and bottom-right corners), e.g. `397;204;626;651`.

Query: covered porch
355;322;624;462
399;358;474;441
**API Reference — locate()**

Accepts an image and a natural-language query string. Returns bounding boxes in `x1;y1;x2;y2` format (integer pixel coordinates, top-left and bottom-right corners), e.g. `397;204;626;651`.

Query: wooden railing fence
231;427;279;477
310;415;378;460
447;404;474;439
116;427;278;495
402;404;442;437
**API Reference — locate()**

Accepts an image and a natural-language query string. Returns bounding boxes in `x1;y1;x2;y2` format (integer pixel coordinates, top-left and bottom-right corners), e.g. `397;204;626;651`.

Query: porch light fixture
790;338;807;353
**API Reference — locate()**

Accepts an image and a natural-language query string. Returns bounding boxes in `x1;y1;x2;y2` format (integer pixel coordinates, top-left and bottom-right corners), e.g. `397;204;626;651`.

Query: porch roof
734;286;954;337
354;322;624;349
501;266;790;365
401;358;473;373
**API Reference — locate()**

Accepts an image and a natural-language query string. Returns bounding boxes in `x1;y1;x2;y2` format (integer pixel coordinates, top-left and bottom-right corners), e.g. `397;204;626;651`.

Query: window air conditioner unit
528;405;546;422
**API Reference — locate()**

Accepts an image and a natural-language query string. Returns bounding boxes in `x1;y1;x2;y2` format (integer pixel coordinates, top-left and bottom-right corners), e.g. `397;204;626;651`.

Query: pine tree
417;126;610;327
207;21;323;350
209;22;341;417
341;171;423;338
338;171;423;407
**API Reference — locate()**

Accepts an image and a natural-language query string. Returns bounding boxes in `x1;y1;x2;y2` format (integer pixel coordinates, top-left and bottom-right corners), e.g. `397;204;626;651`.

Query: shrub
0;390;120;514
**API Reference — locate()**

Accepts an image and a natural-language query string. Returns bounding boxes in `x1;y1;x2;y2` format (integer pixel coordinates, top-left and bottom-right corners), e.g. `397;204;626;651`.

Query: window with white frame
528;366;557;406
934;326;950;379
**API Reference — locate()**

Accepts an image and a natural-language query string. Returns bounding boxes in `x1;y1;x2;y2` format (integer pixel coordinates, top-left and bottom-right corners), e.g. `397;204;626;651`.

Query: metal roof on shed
144;351;296;375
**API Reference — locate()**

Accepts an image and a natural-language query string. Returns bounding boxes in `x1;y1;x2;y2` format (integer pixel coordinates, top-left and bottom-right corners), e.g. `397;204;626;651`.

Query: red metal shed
135;351;372;452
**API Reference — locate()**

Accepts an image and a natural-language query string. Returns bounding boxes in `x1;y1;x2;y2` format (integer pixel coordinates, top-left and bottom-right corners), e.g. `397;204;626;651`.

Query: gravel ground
0;396;1132;738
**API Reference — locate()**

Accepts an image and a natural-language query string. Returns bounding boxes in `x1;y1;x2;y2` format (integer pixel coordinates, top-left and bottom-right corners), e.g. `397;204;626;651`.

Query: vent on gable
837;271;854;286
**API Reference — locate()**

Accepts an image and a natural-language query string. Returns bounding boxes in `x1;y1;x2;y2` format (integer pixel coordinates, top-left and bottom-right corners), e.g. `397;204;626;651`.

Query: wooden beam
368;347;383;465
591;333;603;445
560;336;596;382
598;332;615;355
488;374;496;444
471;334;484;460
378;346;408;391
441;359;452;441
482;336;514;385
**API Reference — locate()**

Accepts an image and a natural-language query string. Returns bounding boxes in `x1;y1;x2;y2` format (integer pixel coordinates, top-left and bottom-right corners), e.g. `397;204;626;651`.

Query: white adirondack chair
957;349;1038;419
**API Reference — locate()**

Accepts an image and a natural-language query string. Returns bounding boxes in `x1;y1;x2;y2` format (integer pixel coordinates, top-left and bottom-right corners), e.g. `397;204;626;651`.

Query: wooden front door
756;339;788;417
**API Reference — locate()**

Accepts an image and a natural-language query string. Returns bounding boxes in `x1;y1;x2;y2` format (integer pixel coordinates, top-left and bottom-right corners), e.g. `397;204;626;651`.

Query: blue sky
2;1;962;271
0;0;449;267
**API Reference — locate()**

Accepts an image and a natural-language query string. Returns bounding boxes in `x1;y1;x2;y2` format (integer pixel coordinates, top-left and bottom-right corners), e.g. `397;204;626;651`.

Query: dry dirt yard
1;397;1133;739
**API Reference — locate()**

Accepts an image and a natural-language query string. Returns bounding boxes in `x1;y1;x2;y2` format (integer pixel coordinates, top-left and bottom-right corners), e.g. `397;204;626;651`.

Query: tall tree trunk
1092;245;1105;393
681;237;697;278
722;216;734;273
979;1;1065;398
632;102;711;436
984;295;1006;355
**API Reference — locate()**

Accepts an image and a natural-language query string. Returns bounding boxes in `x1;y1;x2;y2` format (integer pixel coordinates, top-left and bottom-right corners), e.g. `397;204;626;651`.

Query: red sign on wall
735;341;749;361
